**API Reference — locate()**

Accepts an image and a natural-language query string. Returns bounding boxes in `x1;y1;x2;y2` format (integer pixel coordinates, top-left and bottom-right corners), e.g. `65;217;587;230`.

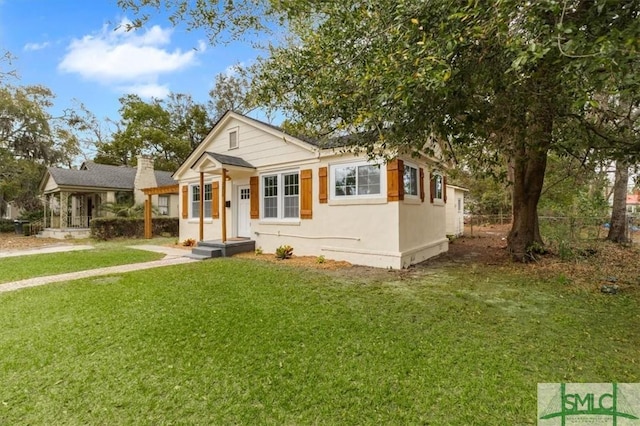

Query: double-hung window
158;195;169;216
191;183;212;218
403;164;419;197
332;161;382;198
262;171;299;220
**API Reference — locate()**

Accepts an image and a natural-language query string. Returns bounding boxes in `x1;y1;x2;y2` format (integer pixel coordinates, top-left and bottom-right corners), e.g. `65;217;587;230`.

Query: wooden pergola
142;184;179;239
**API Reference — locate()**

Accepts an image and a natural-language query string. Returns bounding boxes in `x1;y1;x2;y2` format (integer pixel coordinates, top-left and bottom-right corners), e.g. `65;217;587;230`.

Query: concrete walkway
0;245;197;293
0;244;95;258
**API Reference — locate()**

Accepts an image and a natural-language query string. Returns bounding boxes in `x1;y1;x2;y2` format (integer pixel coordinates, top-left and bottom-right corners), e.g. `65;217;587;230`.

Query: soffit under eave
42;185;132;195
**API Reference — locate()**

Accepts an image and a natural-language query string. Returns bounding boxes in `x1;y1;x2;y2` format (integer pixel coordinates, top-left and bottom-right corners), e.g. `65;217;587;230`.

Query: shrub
182;238;196;247
0;219;14;233
316;255;326;264
275;244;294;259
255;247;263;255
90;217;178;240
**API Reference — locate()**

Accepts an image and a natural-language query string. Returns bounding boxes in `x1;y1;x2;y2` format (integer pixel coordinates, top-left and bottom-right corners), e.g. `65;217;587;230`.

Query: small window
403;164;418;197
158;195;169;216
229;129;238;149
433;174;443;200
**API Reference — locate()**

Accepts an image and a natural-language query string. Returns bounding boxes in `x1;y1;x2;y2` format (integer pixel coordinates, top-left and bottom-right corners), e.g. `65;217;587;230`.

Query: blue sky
0;0;265;123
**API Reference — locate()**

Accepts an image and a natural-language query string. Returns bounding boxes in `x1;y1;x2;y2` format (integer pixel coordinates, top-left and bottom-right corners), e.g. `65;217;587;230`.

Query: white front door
237;185;251;238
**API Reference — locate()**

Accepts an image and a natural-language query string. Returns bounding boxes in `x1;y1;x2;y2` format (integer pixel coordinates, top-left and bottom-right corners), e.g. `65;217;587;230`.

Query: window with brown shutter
443;176;448;203
212;181;220;219
430;172;435;203
300;169;313;219
250;176;259;219
419;168;425;202
319;167;328;203
181;185;188;218
387;159;404;202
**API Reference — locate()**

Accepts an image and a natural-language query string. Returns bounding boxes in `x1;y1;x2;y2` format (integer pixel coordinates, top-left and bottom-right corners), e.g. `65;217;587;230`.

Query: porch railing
43;215;91;229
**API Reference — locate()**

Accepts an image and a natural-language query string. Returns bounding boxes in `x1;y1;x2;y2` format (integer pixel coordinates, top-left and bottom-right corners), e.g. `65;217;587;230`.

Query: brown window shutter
443;176;448;203
419;167;425;203
387;159;404;202
212;181;220;219
181;185;188;219
319;166;328;204
300;169;313;219
429;172;435;203
250;176;259;219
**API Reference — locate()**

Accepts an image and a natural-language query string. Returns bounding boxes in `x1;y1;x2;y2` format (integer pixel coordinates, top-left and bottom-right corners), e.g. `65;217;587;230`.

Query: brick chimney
134;155;158;205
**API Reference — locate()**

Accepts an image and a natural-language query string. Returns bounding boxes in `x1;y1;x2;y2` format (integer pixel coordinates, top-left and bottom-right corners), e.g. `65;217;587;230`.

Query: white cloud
120;82;170;99
58;18;201;96
24;41;50;51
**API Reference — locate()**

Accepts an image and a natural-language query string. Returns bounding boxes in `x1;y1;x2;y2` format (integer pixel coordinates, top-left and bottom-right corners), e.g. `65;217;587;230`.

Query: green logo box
538;383;640;425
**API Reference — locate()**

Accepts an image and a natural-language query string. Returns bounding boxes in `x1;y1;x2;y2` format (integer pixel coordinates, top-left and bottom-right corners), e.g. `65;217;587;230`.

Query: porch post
199;172;204;242
43;195;47;228
144;194;152;239
60;192;69;229
221;168;227;243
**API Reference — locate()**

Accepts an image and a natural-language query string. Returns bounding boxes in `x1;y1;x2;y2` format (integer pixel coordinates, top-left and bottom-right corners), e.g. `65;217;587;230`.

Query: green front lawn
0;247;165;284
0;259;638;424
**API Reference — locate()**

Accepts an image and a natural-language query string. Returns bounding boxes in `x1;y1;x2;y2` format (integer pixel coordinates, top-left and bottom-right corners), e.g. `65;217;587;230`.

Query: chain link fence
466;214;639;244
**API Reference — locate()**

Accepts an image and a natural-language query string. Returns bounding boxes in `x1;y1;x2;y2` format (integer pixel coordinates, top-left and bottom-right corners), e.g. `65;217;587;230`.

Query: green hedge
0;219;15;233
90;217;179;240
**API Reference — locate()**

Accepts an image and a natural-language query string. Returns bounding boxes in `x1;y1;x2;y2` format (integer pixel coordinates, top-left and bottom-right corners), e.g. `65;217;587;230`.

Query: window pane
263;175;278;218
158;196;169;215
357;165;380;195
192;185;200;218
403;166;418;196
204;183;212;217
435;175;443;199
335;166;356;196
283;172;299;218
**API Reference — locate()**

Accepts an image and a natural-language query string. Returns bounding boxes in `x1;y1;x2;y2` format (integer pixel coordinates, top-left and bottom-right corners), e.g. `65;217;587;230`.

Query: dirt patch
0;233;70;252
233;251;353;271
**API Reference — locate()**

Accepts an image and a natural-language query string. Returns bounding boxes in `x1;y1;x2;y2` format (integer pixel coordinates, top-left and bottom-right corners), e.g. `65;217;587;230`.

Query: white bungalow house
174;111;453;269
445;185;468;237
40;156;178;239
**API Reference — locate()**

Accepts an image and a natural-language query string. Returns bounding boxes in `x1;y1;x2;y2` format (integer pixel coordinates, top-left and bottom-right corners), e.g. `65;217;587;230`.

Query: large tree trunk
506;64;555;261
607;160;629;243
507;141;548;261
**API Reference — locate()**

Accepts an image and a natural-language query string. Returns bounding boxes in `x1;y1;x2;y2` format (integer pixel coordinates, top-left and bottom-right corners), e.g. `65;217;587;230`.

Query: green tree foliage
0;83;81;214
208;69;255;121
120;1;640;260
95;94;211;171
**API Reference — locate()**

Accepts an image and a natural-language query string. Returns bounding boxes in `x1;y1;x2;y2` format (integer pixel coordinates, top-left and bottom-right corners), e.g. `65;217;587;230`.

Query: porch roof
191;151;255;174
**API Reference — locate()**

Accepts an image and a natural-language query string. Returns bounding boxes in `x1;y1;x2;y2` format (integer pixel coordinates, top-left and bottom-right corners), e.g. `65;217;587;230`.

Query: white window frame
158;195;169;216
260;170;300;221
433;173;444;201
330;160;385;200
190;183;213;218
403;163;419;198
228;127;239;150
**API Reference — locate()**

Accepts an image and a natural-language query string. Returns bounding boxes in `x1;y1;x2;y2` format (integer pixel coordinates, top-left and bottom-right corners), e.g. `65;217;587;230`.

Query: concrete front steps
188;239;255;260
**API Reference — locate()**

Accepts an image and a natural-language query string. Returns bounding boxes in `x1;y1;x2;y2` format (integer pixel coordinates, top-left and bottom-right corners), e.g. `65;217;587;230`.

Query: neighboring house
627;191;640;217
445;185;468;237
40;156;178;239
172;111;453;269
1;200;20;220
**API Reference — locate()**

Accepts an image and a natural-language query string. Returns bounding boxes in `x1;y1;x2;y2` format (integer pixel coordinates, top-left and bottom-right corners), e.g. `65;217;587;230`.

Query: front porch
188;238;255;260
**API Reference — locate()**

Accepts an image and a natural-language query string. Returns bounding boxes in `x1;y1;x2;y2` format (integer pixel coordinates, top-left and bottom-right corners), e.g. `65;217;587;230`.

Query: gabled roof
173;111;320;178
42;161;176;192
201;152;254;169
